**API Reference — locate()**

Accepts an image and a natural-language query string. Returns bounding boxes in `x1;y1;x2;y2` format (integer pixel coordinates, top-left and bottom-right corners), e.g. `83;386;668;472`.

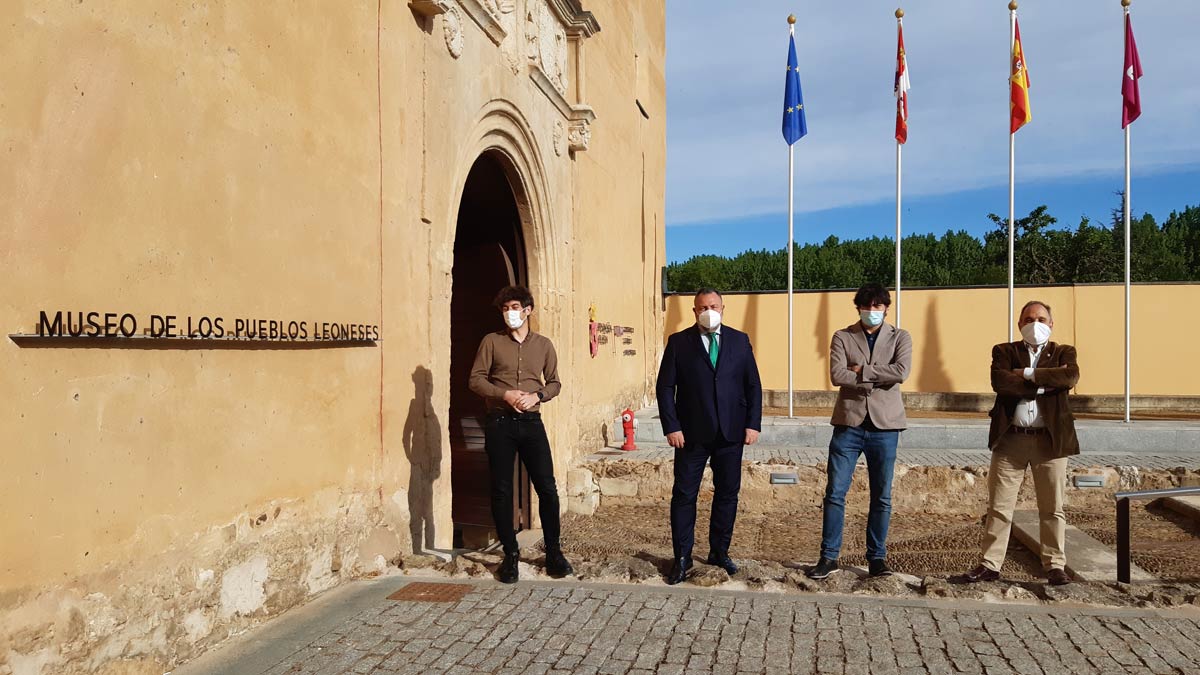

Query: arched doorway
449;151;532;549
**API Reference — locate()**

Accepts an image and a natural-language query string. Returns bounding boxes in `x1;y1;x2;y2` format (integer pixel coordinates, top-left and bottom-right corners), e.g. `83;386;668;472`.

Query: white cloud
666;1;1200;226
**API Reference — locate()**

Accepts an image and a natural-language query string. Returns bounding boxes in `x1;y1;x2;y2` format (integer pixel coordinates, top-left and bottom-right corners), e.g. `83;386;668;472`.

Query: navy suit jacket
656;324;763;445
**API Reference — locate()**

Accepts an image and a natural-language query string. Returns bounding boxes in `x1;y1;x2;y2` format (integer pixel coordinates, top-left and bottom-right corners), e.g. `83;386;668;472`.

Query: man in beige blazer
808;283;912;580
963;300;1080;586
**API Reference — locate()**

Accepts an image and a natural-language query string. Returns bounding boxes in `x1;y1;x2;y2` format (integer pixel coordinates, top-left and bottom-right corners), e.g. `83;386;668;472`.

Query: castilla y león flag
1122;13;1143;129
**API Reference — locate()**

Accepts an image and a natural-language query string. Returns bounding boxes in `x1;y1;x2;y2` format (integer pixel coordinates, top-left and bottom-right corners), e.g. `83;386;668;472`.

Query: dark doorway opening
449;152;532;549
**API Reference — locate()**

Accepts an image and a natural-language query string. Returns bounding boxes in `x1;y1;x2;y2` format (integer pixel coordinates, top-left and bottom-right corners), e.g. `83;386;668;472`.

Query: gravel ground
561;501;1200;583
1070;503;1200;582
559;505;1047;581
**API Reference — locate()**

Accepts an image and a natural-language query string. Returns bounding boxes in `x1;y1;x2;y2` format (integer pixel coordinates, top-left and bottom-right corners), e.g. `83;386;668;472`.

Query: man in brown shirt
468;285;572;583
962;300;1080;586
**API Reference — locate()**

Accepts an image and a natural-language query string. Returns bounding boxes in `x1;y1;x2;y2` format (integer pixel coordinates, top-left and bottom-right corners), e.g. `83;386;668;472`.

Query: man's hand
503;390;524;410
744;429;759;445
516;393;540;411
666;431;685;448
849;365;862;374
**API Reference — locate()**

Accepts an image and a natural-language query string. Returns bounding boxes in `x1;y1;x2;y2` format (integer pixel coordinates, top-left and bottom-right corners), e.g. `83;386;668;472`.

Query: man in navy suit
656;288;763;584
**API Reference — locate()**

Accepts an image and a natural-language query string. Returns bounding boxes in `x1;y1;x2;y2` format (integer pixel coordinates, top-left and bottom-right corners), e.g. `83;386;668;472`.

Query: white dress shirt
1013;342;1047;428
700;328;721;354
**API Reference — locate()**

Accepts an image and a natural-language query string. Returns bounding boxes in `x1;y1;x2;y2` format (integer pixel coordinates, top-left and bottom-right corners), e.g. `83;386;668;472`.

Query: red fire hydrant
621;408;637;451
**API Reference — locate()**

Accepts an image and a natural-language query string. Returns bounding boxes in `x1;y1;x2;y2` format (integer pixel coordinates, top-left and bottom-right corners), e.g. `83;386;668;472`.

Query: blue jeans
820;425;899;561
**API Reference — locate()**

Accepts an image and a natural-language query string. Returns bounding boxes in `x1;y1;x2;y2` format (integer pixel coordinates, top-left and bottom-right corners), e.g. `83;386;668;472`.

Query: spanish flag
1010;18;1031;134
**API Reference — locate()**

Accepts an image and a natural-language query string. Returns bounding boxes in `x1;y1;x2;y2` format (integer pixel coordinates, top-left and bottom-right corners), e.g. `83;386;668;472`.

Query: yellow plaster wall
664;285;1196;396
1;1;384;595
0;0;666;638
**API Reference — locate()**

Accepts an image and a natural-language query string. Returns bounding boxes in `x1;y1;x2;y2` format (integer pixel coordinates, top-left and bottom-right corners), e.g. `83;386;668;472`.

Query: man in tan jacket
808;283;912;580
963;300;1080;586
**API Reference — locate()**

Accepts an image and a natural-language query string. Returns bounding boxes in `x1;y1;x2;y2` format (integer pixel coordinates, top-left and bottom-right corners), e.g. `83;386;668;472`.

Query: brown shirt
469;330;561;412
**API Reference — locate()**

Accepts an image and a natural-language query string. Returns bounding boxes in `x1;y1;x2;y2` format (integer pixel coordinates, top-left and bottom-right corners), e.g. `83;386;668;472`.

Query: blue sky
665;1;1200;263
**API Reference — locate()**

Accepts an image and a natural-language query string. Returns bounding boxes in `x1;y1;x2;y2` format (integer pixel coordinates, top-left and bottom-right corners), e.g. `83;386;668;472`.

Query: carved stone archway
433;99;566;545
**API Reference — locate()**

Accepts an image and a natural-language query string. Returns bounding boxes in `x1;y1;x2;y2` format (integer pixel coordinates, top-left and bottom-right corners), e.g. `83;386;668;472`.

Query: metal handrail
1114;486;1200;583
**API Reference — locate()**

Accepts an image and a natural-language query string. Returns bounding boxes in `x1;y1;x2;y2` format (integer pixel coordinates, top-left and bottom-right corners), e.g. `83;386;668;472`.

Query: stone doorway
449;151;532;549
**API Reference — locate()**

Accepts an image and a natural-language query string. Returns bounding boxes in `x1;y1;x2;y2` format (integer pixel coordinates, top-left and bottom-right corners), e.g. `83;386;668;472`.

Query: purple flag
1122;14;1142;129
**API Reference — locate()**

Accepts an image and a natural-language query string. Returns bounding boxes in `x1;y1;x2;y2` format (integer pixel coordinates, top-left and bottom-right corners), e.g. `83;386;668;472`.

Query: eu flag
782;33;807;145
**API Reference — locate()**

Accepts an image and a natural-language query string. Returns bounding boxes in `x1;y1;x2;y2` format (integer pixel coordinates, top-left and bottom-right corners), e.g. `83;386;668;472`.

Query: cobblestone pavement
191;578;1200;675
591;445;1200;470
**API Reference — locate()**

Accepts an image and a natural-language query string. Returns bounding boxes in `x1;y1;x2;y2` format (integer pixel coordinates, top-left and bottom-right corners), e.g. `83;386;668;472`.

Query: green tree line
666;200;1200;293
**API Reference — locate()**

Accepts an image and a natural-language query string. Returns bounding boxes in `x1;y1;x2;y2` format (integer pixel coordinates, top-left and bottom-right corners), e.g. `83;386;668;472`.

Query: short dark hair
694;288;722;301
493;285;534;310
853;283;891;308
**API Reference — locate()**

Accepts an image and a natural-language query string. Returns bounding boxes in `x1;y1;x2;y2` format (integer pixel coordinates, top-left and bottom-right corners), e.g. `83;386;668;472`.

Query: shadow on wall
813;290;832;390
664;294;684;340
917;296;955;393
403;365;442;554
743;293;760;344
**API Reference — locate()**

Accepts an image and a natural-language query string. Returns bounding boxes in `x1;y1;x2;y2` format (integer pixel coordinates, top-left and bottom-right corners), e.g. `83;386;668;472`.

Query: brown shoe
962;565;1000;583
1046;568;1071;586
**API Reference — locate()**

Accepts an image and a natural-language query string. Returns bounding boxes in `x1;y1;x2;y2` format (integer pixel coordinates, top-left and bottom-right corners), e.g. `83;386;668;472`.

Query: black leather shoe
868;558;894;577
497;552;520;584
545;550;574;578
961;564;1000;583
806;557;839;580
705;552;738;576
1046;568;1071;586
665;557;693;585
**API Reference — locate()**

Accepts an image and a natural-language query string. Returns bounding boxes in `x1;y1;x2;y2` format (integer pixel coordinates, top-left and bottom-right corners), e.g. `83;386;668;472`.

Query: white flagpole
1124;2;1132;423
895;9;906;329
787;18;796;418
1124;123;1131;423
896;142;902;329
1008;3;1017;342
788;144;795;418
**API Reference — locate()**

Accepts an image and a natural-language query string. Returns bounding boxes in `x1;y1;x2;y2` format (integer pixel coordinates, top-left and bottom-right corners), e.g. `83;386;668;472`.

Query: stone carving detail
443;5;464;59
526;2;568;95
497;0;517;33
567;119;590;153
553;120;566;156
481;0;515;18
458;0;510;46
409;0;451;17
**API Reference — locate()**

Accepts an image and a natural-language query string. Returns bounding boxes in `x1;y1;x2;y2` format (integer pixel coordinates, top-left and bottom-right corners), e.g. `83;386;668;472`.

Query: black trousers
670;436;743;560
483;413;562;556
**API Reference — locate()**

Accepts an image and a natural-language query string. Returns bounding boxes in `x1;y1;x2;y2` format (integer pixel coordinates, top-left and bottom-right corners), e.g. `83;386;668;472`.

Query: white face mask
1021;321;1052;346
697;309;722;331
859;310;885;328
504;309;526;329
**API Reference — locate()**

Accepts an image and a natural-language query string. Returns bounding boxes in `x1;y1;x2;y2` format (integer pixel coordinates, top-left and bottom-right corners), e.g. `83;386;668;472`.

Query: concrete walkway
627;407;1200;455
592;445;1200;471
174;576;1200;675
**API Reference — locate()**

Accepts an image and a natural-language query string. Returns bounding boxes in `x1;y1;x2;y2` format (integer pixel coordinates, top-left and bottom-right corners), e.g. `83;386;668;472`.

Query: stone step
1161;495;1200;523
627;407;1200;453
1010;510;1155;583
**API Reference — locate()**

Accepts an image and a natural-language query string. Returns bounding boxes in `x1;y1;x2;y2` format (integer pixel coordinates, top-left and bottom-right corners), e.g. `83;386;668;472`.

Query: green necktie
708;333;719;367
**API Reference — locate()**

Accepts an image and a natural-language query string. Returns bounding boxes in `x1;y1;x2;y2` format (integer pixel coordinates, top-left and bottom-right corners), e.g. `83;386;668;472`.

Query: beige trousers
981;431;1068;572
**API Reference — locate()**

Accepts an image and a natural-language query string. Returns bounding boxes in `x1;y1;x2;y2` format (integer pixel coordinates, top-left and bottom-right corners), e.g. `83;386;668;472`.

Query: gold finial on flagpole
896;8;904;19
1009;1;1018;10
1121;0;1131;7
787;14;796;24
